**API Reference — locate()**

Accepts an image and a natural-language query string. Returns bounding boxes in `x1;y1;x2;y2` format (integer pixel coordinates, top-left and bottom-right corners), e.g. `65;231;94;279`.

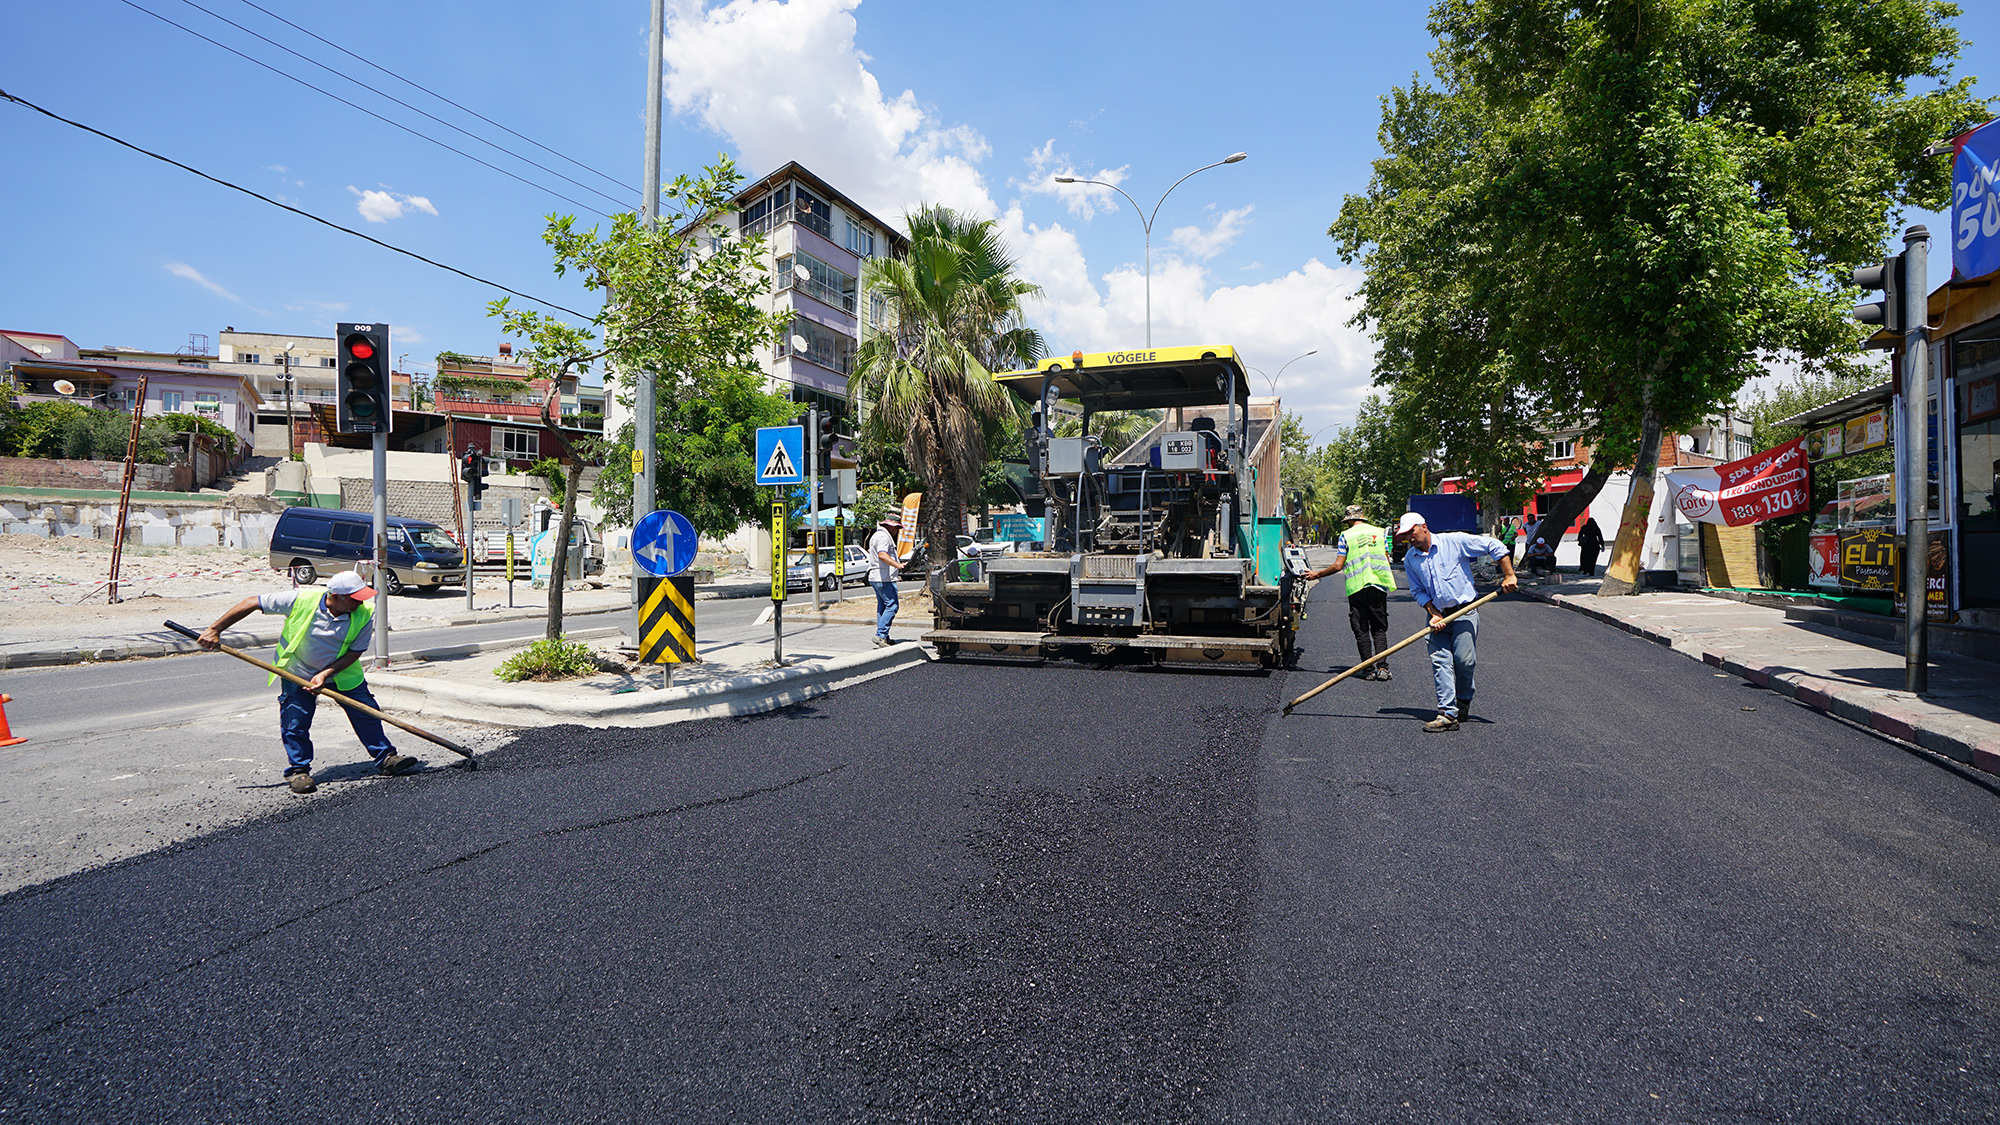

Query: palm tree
851;205;1044;574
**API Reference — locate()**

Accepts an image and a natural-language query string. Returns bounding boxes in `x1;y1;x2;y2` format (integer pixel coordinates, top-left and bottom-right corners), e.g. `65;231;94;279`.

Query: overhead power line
0;88;592;320
230;0;639;201
112;0;615;219
170;0;633;211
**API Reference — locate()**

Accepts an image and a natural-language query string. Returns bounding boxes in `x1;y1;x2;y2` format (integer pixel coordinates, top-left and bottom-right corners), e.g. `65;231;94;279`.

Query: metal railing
789;270;857;312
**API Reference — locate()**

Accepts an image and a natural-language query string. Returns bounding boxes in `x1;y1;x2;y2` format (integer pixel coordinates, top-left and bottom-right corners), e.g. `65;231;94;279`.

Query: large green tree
492;156;794;636
1335;0;1988;592
850;205;1044;573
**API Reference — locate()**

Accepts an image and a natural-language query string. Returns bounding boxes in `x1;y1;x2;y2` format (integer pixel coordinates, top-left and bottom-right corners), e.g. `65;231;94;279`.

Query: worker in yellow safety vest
1304;504;1397;681
200;570;417;795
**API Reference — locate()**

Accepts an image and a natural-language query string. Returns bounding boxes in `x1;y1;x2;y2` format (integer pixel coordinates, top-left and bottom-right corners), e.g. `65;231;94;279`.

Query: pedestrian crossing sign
755;425;805;485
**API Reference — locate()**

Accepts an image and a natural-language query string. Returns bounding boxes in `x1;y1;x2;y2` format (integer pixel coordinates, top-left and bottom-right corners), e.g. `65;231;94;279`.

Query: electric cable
110;0;614;218
0;88;592;320
170;0;633;210
229;0;638;199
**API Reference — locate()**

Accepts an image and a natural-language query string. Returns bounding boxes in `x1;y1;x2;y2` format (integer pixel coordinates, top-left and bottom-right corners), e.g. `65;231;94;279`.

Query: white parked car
785;544;872;591
957;532;1015;559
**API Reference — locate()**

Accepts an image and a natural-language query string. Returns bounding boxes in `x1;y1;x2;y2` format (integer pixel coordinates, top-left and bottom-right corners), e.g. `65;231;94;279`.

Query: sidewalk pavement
1520;574;2000;777
370;610;929;729
0;574;778;669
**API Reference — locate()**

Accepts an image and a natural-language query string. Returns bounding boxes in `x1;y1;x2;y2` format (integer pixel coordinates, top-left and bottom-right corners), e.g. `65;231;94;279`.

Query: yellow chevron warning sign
637;575;697;664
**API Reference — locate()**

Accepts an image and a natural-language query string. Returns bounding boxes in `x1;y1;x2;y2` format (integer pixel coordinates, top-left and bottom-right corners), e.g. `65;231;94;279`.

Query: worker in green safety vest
1303;504;1398;680
200;570;417;795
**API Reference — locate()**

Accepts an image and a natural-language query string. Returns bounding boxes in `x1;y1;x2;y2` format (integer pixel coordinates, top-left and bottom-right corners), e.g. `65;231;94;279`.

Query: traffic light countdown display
336;323;391;433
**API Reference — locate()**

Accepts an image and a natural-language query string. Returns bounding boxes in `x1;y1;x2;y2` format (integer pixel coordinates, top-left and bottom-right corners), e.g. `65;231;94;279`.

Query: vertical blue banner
1953;118;2000;280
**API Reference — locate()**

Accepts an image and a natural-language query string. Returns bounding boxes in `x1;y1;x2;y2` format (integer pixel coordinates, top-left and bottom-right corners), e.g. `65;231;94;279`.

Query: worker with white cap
1394;513;1519;732
199;570;416;793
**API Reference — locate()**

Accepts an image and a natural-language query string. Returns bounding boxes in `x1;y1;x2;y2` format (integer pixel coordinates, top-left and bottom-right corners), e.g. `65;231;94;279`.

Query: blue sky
2;0;1994;443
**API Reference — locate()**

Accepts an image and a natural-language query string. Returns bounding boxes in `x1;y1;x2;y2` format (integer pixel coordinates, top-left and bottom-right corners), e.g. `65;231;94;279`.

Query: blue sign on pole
1953;118;2000;280
632;509;699;577
755;426;806;486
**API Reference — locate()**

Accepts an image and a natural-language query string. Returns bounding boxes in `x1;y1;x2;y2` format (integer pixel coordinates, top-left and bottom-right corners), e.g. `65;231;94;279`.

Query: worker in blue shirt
1395;512;1519;732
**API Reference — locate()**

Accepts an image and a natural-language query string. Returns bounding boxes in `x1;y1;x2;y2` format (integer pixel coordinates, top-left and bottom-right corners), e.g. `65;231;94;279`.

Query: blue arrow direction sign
632;509;698;577
755;425;806;485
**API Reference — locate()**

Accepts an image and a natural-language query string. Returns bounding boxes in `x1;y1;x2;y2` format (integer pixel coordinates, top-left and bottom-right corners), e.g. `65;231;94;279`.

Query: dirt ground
0;533;639;638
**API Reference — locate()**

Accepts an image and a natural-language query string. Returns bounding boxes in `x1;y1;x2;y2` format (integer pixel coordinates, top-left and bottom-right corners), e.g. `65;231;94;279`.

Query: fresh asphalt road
3;582;1998;1122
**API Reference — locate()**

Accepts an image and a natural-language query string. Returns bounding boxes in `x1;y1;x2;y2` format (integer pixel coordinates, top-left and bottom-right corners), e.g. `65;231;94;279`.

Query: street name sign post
770;497;787;665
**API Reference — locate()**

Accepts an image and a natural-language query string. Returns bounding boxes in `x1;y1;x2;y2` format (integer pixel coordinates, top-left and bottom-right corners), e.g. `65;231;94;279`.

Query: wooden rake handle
1283;590;1503;715
166;620;474;760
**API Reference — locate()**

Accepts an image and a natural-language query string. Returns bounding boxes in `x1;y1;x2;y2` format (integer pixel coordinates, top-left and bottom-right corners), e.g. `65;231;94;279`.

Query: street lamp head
1223;152;1248;164
1054;176;1077;184
1303;347;1319;356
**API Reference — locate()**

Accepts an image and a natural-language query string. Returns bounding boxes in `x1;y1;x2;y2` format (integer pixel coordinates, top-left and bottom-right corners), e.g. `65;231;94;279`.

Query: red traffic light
344;335;376;360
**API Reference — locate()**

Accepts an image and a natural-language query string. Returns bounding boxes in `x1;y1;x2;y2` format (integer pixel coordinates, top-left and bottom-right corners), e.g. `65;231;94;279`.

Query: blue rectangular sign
991;514;1045;544
755;425;805;486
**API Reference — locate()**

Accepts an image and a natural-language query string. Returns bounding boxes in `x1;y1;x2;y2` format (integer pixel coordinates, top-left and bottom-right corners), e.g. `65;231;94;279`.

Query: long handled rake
1282;590;1501;715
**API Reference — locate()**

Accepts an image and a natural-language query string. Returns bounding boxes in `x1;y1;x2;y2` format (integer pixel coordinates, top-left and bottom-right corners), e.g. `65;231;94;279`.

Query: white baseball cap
1395;512;1427;535
326;571;377;600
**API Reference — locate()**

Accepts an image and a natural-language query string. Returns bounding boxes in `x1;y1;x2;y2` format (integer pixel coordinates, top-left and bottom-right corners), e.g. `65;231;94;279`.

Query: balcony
788;271;857;313
740;200;833;240
435;393;552;419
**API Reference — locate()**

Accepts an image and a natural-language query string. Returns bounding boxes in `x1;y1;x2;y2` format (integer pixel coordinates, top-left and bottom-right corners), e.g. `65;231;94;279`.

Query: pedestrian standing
1499;516;1520;560
1577;517;1606;577
197;570;416;794
1394;512;1520;732
868;514;905;647
1305;504;1397;680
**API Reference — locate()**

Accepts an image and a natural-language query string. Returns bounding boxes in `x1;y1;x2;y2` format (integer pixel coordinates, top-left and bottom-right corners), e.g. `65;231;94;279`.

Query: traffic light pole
371;430;390;669
809;405;821;612
1901;224;1930;695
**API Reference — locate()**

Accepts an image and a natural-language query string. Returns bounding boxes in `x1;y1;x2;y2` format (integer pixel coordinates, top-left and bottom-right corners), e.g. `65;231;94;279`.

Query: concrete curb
369;642;930;729
1522;587;2000;776
0;621;631;671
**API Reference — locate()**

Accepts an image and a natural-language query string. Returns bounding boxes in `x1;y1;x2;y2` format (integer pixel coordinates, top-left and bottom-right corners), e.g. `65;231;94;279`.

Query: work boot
1422;713;1460;733
872;637;892;648
287;771;317;795
1377;668;1392;682
378;753;418;776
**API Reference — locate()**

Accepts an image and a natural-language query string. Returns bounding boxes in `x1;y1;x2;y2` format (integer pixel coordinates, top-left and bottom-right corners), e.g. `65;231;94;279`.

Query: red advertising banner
1714;437;1810;527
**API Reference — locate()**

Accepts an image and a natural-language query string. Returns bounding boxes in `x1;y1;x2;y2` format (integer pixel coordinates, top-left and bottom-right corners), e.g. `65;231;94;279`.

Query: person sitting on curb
1525;536;1557;576
199;570;416;794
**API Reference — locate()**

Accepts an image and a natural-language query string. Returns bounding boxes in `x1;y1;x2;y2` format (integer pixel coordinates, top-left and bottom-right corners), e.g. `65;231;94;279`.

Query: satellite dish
790;334;811;353
1676;434;1695;452
52;379;77;396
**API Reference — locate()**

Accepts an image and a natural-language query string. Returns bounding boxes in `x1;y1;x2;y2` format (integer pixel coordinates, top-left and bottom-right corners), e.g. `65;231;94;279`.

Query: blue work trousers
279;679;395;774
873;579;900;639
1426;611;1478;719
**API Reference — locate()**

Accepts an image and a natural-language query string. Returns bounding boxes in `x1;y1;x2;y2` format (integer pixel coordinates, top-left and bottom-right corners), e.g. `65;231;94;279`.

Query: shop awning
1775;380;1893;428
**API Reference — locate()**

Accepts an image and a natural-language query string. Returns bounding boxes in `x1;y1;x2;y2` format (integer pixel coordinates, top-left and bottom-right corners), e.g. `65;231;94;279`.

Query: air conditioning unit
486;458;506;476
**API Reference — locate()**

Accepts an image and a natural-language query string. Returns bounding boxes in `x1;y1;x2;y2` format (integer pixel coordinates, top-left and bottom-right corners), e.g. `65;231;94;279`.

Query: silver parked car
785;544;872;591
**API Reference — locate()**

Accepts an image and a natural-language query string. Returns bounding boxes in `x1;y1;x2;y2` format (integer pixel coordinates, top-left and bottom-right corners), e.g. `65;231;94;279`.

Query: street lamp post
1247;348;1320;397
1055;152;1247;348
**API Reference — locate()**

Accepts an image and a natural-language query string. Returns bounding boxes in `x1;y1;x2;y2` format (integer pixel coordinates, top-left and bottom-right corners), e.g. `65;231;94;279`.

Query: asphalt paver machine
923;345;1306;668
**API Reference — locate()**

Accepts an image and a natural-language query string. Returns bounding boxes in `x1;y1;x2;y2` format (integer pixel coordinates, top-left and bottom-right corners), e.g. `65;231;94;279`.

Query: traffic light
816;407;841;473
460;447;486;498
336;322;391;433
1851;253;1905;336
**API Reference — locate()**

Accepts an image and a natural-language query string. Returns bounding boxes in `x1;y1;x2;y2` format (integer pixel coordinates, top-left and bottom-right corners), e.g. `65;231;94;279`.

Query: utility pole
1901;224;1931;695
809;405;822;612
631;0;665;644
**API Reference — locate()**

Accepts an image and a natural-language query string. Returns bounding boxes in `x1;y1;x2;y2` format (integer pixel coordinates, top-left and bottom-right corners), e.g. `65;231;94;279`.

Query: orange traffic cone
0;694;24;748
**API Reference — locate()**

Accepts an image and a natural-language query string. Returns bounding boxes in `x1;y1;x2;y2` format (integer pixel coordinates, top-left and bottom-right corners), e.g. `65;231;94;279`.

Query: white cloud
1015;140;1130;220
348;186;439;224
662;0;993;221
166;261;241;303
658;0;1379;434
1170;205;1254;260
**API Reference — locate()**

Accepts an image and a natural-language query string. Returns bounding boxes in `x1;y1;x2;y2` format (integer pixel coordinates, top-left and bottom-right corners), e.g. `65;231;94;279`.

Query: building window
1548;437;1577;460
779;318;857;375
793;185;831;238
322;357;337;367
240;354;261;364
162;391;184;411
845;219;875;258
194;392;221;415
497;428;539;459
868;293;887;330
779;252;857;312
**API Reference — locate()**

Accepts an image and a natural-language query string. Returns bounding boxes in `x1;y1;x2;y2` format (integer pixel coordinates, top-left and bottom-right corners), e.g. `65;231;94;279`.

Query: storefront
1780;267;2000;624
